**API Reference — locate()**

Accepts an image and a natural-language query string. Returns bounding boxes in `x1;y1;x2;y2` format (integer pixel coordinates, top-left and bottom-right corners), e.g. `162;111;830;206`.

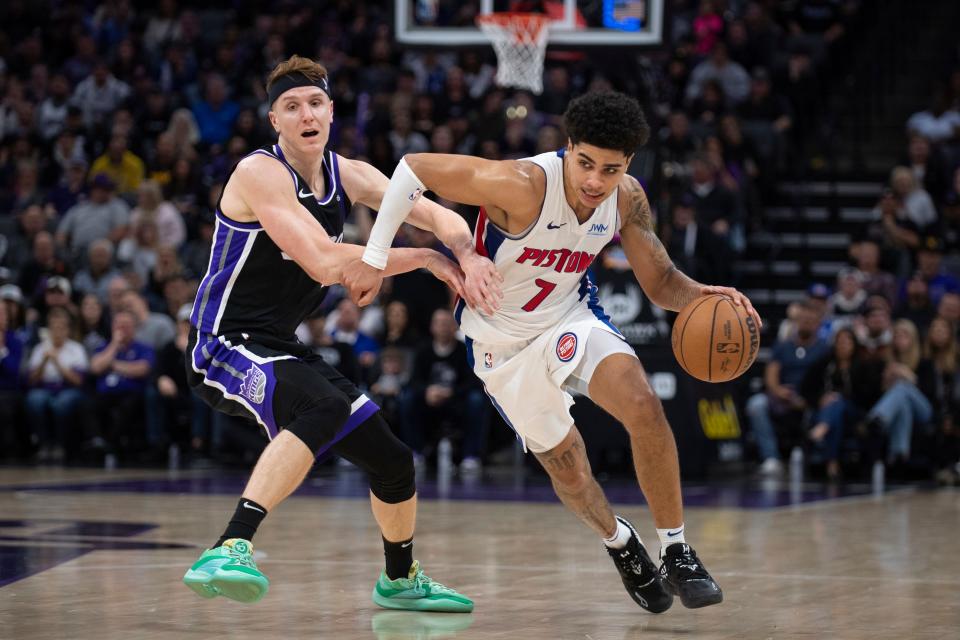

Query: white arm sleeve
361;158;427;270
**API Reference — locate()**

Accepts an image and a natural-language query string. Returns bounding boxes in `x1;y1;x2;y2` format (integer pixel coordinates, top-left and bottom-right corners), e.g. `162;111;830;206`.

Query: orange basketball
671;294;760;382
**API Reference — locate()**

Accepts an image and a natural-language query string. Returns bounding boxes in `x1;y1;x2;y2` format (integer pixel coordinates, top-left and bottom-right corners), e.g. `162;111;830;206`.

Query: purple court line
3;474;879;509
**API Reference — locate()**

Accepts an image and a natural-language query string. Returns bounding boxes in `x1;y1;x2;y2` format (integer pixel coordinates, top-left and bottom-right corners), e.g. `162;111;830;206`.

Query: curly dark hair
562;90;650;155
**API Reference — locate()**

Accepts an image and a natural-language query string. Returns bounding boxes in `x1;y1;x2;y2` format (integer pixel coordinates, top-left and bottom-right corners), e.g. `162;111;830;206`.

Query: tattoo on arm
622;177;701;310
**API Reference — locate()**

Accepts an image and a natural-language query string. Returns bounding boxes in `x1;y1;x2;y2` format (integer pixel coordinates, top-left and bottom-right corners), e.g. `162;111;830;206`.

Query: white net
476;13;550;95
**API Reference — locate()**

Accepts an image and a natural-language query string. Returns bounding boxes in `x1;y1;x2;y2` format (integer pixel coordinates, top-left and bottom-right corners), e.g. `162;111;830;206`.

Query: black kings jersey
189;144;351;345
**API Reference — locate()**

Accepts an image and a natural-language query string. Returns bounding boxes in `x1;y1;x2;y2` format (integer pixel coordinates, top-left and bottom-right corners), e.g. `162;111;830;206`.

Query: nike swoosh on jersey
298;188;315;199
546;222;566;229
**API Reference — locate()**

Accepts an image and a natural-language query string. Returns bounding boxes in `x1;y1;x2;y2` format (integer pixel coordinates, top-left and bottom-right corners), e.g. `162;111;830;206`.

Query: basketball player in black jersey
181;55;500;611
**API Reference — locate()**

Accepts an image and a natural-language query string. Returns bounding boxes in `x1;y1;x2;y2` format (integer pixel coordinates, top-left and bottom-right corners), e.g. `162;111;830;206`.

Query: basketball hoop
476;12;550;95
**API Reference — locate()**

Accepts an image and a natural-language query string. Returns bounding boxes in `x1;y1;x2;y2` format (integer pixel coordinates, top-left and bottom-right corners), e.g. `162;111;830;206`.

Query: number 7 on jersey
522;278;557;312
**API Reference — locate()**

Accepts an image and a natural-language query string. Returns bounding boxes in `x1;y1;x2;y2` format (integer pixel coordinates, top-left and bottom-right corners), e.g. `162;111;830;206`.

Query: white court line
63;558;960;587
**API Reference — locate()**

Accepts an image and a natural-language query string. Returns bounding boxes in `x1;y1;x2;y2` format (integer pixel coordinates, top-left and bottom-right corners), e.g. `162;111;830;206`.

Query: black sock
214;498;268;548
383;536;414;580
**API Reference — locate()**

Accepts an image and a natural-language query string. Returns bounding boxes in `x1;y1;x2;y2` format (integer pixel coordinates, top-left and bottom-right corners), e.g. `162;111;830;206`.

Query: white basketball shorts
465;303;636;453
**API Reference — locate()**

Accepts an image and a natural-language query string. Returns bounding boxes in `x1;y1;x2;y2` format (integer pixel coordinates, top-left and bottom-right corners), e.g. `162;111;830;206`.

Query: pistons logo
556;332;577;362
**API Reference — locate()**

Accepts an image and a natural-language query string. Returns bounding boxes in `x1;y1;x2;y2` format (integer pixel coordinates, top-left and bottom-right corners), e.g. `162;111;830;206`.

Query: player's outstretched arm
617;175;761;328
347;153;540;305
231;156;464;298
338;156;502;314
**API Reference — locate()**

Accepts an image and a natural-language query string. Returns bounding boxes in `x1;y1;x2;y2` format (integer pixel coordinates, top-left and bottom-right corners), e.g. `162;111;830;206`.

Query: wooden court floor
0;467;957;640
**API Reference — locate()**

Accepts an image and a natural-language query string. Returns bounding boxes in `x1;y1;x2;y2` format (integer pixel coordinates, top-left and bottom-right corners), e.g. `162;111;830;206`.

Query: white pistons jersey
455;149;621;344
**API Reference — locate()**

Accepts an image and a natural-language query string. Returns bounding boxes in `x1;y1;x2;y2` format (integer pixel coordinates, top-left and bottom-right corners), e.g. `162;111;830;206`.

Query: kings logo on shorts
556;332;577;362
240;363;267;404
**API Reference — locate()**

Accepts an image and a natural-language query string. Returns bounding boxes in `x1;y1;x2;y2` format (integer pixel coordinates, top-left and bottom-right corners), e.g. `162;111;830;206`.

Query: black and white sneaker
606;517;673;613
659;543;723;608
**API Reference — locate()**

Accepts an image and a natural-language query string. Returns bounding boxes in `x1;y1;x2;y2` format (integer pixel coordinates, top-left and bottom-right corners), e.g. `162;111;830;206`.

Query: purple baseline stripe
314;399;380;459
3;475;888;509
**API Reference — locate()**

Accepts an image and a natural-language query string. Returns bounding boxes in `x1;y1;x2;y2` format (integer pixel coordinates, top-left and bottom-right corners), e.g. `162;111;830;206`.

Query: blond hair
892;319;921;371
266;55;328;94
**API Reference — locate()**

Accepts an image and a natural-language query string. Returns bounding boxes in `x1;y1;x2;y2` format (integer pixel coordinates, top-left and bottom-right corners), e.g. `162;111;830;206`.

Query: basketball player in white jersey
345;91;761;612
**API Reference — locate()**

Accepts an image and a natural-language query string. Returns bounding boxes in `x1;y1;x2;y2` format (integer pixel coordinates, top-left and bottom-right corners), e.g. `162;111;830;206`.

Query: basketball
671;294;760;383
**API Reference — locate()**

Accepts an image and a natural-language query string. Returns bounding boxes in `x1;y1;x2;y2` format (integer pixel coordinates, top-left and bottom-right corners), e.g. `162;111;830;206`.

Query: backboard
395;0;664;46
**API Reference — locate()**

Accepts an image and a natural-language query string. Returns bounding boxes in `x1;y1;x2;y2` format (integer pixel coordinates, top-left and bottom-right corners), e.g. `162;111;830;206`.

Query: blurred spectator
1;284;29;342
906;87;960;145
89;310;154;458
78;293;110;355
0;300;25;455
302;314;361;385
164;109;201;159
399;309;488;472
70;60;130;131
24;307;87;463
73;239;121;303
899;236;960;307
921;315;960;483
156;304;214;463
90;133;145;198
117;220;159;283
851;239;898;305
122;290;175;351
937;292;960;328
747;300;830;475
663;194;729;282
895;274;935;335
800;327;862;480
903;134;949;205
180;211;215;278
692;0;724;56
191;73;239;147
37;73;73;140
861;318;933;469
16;231;68;303
1;205;47;281
330;299;380;377
686;42;751;107
55;173;130;267
828;268;867;332
388;226;454;335
45;158;89;217
685;153;740;255
370;346;409;427
856;296;894;357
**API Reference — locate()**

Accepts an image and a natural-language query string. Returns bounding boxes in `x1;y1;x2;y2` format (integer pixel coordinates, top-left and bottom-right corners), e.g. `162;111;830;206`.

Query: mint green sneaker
372;560;473;613
182;538;269;603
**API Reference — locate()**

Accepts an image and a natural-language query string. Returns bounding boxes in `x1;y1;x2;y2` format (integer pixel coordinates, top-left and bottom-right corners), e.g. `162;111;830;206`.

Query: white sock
602;517;635;550
657;523;685;557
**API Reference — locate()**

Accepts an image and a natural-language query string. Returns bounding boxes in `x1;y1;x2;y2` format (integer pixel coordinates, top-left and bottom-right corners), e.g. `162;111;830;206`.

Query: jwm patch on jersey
456;149;620;344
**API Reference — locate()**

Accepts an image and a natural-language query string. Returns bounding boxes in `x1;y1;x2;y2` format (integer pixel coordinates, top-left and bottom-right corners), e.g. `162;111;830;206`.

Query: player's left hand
459;252;503;316
343;260;385;306
699;285;763;331
425;252;467;301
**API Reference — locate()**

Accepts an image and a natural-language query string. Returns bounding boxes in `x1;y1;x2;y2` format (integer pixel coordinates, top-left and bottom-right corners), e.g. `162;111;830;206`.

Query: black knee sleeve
368;444;416;504
334;413;416;504
285;392;351;454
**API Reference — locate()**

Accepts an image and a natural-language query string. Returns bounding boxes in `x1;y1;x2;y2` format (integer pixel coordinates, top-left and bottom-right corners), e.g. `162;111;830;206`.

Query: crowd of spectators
748;61;960;484
5;0;955;483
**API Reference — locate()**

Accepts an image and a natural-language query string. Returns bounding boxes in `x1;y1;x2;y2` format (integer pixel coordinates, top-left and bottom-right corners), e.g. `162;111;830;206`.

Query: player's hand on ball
459;252;503;316
699;285;762;330
343;259;384;306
